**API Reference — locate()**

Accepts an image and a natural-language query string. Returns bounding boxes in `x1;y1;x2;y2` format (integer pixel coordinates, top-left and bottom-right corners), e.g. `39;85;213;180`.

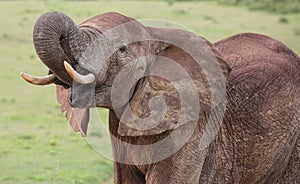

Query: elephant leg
143;123;209;184
145;161;202;184
113;162;145;184
276;135;300;184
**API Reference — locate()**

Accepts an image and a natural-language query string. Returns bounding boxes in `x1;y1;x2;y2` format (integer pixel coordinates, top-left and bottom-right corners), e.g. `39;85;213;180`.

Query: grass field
0;0;299;183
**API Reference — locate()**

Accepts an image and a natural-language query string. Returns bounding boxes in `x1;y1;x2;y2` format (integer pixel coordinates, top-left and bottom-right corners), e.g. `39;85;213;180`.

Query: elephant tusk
63;61;95;84
20;72;55;85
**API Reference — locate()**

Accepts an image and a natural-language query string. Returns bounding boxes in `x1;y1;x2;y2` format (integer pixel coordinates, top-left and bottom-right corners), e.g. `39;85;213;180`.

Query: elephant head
21;11;231;137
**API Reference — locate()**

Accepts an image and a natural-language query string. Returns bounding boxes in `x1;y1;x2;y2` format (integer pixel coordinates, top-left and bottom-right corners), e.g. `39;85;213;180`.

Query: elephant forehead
101;21;153;45
79;12;135;33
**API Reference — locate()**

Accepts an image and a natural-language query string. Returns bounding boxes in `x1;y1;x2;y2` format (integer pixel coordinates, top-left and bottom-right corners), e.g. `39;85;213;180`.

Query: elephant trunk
33;11;84;85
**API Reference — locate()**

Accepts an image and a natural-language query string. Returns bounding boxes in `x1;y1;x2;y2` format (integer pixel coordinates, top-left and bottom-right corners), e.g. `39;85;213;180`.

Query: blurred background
0;0;299;183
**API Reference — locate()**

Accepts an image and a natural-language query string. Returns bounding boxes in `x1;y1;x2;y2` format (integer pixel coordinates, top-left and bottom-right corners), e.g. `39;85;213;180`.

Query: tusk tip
20;72;29;80
63;61;68;66
64;61;71;69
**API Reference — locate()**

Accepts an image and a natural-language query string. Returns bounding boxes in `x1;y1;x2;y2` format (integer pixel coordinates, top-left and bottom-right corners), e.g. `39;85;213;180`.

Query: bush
279;16;289;24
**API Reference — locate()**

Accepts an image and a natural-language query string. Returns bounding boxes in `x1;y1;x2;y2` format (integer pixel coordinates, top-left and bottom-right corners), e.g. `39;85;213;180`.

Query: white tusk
63;61;95;84
20;72;55;85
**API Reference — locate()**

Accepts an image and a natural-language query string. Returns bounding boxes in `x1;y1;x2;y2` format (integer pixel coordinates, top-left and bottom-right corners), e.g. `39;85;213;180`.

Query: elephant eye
119;46;127;52
117;45;129;58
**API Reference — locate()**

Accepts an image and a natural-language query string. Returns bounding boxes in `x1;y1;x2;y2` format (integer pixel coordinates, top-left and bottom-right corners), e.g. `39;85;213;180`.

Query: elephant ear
56;85;89;137
117;33;231;136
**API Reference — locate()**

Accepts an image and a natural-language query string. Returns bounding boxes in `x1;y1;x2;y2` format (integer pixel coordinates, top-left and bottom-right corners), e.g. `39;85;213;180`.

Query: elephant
20;11;300;183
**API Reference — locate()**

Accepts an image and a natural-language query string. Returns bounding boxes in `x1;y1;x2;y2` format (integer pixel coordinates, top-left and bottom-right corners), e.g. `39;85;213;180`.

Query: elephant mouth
65;72;146;111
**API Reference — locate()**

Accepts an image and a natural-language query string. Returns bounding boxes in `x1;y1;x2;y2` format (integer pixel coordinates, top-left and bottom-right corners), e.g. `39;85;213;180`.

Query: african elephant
21;11;300;183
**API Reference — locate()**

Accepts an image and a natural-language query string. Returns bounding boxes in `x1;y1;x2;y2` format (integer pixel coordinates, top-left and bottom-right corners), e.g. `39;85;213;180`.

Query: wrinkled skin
111;33;300;183
24;11;300;183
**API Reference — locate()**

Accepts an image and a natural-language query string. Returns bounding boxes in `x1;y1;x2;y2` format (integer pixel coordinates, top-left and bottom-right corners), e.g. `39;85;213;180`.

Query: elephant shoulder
214;33;300;68
215;33;300;92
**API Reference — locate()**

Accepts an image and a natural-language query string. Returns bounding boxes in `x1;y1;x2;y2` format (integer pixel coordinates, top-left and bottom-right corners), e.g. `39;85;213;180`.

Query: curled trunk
33;11;84;85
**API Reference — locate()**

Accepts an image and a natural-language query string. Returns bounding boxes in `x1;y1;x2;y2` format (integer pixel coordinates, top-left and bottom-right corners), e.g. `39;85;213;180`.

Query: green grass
0;0;299;183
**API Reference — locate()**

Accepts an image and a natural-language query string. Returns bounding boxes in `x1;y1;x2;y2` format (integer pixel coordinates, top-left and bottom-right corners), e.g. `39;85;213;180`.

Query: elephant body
21;11;300;183
110;33;300;183
203;33;300;183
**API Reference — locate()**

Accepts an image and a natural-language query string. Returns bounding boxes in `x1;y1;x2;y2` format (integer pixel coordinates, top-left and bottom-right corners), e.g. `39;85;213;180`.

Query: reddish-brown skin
107;33;300;183
30;12;299;183
209;34;300;183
